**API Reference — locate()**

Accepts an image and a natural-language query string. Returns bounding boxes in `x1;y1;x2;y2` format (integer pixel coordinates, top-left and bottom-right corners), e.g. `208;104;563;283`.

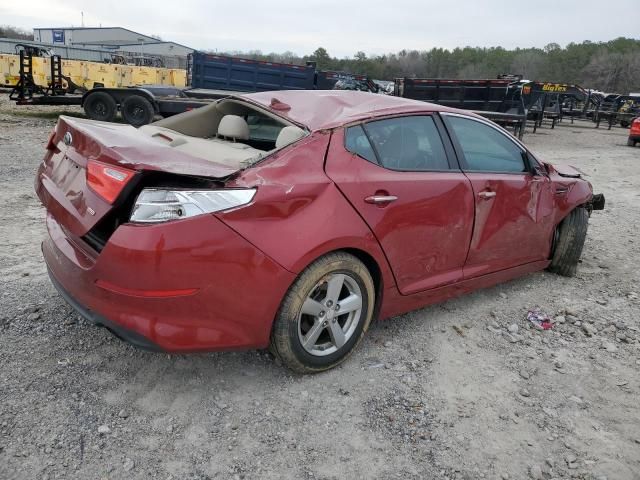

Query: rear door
325;114;475;295
441;113;555;278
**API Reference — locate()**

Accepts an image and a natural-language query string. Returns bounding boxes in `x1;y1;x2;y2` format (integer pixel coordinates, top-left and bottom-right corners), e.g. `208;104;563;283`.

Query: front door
325;114;475;295
442;114;556;278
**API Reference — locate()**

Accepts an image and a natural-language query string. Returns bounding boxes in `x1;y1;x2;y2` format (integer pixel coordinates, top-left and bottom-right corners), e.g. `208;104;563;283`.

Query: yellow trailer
60;59;86;89
0;54;185;90
0;54;21;87
170;69;187;88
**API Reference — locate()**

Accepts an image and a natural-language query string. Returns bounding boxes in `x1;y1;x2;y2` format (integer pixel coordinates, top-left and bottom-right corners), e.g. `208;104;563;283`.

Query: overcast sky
2;0;638;57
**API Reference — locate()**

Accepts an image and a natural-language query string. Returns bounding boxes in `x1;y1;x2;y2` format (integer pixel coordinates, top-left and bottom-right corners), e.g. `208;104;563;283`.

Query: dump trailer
394;78;526;138
592;94;640;129
189;53;378;93
519;82;590;130
189;52;316;91
526;85;640;130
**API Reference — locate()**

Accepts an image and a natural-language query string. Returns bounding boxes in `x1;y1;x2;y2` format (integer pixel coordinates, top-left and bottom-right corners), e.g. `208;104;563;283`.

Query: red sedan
628;117;640;146
36;91;604;373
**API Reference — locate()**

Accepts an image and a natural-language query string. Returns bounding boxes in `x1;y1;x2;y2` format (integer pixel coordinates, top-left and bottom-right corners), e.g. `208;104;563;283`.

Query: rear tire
628;138;636;147
121;95;155;127
84;91;117;122
548;207;589;277
270;252;375;373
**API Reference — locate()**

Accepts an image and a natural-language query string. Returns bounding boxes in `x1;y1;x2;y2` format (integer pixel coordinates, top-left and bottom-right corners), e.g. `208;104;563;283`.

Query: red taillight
631;119;640;135
86;160;135;204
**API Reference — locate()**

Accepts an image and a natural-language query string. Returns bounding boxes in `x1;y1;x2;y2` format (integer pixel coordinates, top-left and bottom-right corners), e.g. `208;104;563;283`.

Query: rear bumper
42;212;296;352
47;267;163;351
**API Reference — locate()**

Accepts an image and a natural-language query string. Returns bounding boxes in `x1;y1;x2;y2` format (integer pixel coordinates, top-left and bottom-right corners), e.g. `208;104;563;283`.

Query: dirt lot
0;94;639;480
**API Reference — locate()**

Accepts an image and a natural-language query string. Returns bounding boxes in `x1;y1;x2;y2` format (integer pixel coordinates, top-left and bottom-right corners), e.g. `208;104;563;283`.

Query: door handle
478;191;496;199
364;195;398;204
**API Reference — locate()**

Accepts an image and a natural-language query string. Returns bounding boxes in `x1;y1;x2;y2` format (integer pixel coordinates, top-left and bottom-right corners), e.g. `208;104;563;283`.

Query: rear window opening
139;99;307;168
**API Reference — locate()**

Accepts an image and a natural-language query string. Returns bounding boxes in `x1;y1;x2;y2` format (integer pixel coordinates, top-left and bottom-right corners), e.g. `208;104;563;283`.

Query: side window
344;125;377;163
364;116;450;171
446;116;526;173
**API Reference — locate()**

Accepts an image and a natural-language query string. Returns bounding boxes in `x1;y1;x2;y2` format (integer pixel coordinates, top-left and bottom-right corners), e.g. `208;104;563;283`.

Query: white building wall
34;29;74;45
33;28;157;47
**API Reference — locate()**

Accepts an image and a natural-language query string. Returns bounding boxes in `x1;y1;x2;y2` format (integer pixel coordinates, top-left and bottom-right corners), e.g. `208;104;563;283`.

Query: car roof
240;90;469;131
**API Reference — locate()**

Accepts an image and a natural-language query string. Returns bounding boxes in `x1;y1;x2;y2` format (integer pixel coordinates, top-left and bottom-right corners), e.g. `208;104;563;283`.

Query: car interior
140;98;307;167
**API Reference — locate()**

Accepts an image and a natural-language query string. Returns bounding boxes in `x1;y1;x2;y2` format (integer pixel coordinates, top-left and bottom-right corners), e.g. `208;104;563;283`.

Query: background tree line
225;38;640;93
0;25;33;41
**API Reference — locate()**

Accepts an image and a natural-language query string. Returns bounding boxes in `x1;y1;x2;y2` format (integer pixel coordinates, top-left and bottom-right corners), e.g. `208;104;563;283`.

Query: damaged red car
628;117;640;146
36;91;605;373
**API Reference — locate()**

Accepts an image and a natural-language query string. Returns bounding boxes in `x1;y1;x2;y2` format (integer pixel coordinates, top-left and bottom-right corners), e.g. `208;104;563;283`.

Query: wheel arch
283;245;388;324
342;247;384;322
551;179;594;227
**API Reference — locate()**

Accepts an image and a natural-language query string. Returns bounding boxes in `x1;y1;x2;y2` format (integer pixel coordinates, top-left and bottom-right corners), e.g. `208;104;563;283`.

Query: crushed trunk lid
53;116;241;177
36;116;241;238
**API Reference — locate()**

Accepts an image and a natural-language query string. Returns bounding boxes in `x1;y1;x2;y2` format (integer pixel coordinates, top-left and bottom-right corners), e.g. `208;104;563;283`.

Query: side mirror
531;164;547;176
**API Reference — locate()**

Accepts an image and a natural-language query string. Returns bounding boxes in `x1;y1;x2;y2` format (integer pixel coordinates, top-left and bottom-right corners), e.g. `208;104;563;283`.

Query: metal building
32;27;193;59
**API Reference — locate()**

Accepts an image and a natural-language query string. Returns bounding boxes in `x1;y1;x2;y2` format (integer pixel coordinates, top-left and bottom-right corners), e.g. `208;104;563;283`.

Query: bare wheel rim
95;101;106;116
127;104;144;120
297;272;363;357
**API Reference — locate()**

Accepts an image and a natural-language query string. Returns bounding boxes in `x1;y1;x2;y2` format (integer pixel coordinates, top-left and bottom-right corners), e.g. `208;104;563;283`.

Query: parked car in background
35;91;604;373
333;77;379;92
628;117;640;146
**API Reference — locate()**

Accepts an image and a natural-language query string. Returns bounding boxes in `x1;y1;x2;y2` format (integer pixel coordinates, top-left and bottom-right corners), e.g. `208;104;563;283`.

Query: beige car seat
275;125;306;148
217;115;250;141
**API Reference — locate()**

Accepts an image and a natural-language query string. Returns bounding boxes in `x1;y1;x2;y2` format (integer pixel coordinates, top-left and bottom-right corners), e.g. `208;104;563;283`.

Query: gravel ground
1;94;639;480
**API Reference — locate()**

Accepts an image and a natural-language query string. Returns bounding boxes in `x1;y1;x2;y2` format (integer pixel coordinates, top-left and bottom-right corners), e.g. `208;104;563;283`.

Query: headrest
275;125;306;149
218;115;249;140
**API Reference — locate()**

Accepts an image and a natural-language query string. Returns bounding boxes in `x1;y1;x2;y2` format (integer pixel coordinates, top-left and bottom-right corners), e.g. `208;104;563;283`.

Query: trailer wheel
84;91;117;122
121;95;155;127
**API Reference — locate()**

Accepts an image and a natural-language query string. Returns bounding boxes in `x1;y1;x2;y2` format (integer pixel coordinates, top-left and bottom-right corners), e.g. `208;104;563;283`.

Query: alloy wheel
297;273;363;356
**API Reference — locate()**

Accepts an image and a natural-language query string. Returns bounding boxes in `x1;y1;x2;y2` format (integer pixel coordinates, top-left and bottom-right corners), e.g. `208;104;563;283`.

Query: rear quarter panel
219;131;396;288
